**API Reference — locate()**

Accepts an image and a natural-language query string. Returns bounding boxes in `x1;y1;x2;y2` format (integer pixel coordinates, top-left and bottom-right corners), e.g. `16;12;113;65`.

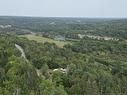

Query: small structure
0;25;12;28
30;32;36;35
49;22;56;25
78;34;119;41
78;34;84;39
55;35;65;41
53;68;67;73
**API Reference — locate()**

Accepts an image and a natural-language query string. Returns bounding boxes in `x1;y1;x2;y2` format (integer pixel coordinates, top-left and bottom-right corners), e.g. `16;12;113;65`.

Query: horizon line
0;15;127;19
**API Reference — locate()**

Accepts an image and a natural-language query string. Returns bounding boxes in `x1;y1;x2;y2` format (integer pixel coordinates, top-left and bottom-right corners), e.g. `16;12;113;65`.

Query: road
15;44;28;62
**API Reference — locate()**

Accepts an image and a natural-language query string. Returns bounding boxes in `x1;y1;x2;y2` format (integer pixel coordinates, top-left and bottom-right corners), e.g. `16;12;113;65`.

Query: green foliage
39;79;68;95
0;31;127;95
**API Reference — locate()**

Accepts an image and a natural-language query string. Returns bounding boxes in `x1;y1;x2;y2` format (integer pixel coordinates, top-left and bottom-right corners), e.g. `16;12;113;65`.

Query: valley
0;17;127;95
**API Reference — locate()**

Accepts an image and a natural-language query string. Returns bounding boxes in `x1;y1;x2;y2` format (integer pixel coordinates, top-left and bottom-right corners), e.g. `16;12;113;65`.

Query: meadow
19;34;71;48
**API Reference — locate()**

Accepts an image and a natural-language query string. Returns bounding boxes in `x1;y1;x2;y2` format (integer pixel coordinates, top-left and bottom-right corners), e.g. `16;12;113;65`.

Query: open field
19;34;71;48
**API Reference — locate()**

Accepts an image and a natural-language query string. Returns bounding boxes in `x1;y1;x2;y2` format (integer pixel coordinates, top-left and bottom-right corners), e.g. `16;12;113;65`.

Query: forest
0;16;127;39
0;17;127;95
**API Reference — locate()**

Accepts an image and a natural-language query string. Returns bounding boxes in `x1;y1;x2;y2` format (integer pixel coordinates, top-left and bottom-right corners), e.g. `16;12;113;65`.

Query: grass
19;34;71;48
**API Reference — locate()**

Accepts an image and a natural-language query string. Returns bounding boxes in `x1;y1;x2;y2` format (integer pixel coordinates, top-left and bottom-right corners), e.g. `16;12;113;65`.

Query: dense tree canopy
0;17;127;95
0;33;127;95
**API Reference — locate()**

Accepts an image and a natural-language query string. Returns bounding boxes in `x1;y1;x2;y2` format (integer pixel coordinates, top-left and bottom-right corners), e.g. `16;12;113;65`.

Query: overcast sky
0;0;126;18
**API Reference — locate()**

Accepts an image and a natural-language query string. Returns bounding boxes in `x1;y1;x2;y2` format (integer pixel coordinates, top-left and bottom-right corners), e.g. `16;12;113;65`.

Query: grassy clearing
19;34;71;48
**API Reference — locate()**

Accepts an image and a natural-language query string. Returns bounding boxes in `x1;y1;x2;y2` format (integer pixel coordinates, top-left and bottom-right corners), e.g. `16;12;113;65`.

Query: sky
0;0;127;18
